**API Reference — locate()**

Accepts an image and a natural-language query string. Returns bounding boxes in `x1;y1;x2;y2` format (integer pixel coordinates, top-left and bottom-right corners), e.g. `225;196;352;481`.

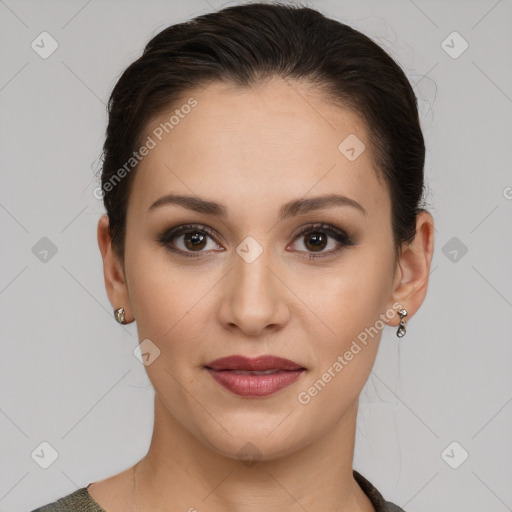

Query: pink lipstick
204;355;306;397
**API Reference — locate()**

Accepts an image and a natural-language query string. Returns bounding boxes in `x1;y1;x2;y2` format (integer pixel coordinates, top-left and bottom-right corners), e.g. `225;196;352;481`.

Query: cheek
125;242;220;358
295;251;390;334
291;251;393;386
294;276;385;418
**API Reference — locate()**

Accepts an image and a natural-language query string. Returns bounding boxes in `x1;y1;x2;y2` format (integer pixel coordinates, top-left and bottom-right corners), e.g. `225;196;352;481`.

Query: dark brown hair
99;1;427;260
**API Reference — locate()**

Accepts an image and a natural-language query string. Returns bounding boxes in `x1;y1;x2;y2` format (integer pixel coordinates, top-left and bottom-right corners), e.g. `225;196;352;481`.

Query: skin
94;77;434;512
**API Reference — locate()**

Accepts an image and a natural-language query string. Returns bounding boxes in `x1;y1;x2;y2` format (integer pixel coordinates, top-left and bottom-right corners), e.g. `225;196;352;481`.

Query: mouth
204;355;306;397
204;354;305;372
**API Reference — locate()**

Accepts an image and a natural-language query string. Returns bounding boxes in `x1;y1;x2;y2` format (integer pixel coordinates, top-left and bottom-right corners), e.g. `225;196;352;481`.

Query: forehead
129;78;389;220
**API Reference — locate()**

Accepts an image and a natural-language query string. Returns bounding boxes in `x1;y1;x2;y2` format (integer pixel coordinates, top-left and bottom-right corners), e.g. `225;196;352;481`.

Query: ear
97;214;134;322
388;210;435;326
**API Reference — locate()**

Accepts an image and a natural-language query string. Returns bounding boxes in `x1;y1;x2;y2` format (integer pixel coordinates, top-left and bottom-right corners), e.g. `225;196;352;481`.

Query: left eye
288;223;354;258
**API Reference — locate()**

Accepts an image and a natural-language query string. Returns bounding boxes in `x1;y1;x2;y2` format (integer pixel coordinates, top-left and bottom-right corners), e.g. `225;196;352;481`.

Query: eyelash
156;222;355;260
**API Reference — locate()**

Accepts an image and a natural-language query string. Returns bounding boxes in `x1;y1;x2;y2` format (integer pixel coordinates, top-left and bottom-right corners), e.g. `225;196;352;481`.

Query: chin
194;420;311;464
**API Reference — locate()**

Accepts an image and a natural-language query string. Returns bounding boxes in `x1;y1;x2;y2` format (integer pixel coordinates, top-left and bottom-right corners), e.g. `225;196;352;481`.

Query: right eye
157;224;224;257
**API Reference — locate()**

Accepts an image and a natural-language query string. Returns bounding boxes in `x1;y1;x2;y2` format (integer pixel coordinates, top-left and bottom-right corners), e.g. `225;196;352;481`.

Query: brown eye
303;232;328;252
289;222;355;259
183;232;208;251
157;224;223;257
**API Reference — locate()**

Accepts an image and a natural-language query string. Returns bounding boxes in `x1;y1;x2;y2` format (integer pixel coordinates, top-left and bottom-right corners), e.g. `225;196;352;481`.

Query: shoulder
29;487;106;512
353;469;407;512
384;502;407;512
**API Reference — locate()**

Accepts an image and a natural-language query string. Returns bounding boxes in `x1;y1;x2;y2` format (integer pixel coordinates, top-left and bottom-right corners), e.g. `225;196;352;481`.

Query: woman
32;2;434;511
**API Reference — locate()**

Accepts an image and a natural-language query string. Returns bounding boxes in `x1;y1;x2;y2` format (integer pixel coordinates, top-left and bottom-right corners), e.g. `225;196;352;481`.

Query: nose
217;244;290;337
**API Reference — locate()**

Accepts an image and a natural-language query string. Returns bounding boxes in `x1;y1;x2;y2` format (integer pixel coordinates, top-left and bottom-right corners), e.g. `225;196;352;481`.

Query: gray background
1;0;511;510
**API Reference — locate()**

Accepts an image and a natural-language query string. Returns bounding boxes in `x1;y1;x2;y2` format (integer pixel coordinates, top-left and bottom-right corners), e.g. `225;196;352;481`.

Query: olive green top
30;469;405;512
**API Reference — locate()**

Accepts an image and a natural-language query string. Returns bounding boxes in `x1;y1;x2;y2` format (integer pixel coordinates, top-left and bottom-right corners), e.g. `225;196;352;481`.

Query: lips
204;355;306;397
204;355;305;372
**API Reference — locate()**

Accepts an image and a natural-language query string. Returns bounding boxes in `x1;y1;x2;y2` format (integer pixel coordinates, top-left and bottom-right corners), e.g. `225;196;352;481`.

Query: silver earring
396;308;407;338
114;307;127;324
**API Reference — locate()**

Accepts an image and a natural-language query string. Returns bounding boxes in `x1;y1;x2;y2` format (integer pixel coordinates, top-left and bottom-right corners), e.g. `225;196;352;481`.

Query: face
120;78;399;460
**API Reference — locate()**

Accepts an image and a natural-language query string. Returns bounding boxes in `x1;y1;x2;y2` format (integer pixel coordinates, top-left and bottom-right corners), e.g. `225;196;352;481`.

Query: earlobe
97;214;134;323
389;211;435;326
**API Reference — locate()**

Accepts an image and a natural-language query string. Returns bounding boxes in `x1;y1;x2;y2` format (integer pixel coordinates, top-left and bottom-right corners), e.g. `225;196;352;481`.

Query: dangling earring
114;307;127;324
396;308;407;338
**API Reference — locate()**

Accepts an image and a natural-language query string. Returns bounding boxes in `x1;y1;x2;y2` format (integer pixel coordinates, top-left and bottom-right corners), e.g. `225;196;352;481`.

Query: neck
129;394;374;512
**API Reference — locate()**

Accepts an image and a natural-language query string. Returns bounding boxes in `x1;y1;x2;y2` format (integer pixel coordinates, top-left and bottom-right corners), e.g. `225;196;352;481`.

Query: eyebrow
148;193;367;219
